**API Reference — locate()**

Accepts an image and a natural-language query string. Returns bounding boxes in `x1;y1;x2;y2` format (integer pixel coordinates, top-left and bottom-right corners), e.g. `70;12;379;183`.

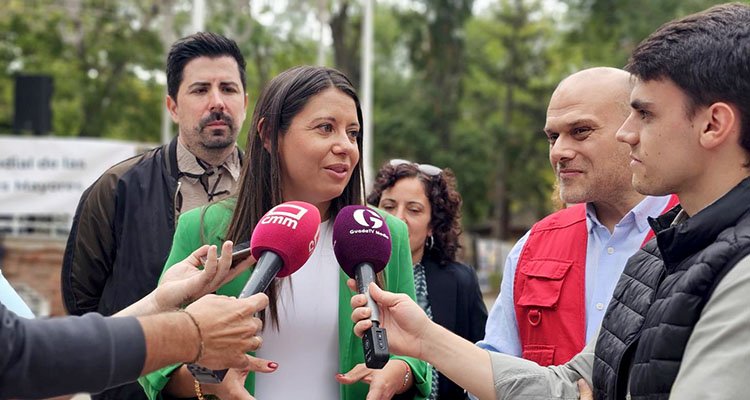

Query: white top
255;220;341;399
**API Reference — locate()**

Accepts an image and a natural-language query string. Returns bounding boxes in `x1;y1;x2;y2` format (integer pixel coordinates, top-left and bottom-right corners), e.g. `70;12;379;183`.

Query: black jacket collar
649;177;750;267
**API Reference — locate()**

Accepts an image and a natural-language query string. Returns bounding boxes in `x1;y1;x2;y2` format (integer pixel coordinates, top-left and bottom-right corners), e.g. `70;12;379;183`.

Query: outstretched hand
335;360;412;400
155;241;255;311
348;279;432;360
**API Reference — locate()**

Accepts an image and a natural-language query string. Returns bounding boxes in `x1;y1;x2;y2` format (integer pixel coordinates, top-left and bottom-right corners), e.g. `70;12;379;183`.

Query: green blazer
139;200;431;399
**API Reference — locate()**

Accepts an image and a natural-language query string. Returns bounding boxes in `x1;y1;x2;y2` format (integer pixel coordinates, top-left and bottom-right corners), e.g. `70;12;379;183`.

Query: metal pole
317;0;328;66
361;0;374;189
160;99;172;145
192;0;206;33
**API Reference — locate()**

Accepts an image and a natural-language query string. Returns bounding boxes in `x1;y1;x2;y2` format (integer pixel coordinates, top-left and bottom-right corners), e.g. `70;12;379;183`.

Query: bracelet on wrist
401;360;412;390
194;379;205;400
180;309;204;364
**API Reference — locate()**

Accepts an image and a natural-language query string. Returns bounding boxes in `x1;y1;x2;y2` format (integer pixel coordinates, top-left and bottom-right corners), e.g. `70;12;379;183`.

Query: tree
369;4;437;167
562;0;732;66
458;0;557;236
370;1;558;233
329;0;361;87
1;0;175;141
397;0;474;150
1;0;320;143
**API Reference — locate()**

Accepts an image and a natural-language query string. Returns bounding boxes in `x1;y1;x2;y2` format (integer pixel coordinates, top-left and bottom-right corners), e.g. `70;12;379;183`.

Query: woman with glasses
140;67;430;400
368;160;488;399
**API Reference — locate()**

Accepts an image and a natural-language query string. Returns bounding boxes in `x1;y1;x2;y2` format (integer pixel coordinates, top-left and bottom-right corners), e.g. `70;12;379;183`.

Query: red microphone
239;201;321;298
189;201;321;383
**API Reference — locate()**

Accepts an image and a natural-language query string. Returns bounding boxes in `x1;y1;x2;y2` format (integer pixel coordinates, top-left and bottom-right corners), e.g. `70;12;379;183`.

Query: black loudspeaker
13;75;53;135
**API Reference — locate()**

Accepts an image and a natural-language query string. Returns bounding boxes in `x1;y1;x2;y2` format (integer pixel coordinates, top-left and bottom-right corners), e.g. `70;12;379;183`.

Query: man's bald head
552;67;633;118
544;67;643;211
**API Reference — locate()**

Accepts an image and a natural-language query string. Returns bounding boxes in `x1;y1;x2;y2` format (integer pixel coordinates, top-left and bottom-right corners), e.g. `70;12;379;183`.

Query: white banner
0;136;138;216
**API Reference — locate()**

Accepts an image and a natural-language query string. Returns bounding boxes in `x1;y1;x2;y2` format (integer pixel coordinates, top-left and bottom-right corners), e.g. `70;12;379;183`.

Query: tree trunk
330;1;360;88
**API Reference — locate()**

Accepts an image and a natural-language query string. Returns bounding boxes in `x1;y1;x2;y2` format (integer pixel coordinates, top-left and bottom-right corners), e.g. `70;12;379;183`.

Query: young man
351;3;750;399
61;32;249;399
478;67;677;366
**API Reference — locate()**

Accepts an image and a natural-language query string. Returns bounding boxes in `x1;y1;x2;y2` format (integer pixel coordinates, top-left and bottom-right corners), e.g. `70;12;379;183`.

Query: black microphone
333;205;392;369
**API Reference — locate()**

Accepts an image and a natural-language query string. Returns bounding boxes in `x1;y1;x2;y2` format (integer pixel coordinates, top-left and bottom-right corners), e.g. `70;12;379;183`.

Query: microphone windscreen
250;201;321;277
332;205;392;278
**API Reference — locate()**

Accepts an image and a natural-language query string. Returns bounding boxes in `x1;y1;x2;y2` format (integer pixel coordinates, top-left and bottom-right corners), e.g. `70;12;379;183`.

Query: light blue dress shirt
0;268;35;319
477;195;672;356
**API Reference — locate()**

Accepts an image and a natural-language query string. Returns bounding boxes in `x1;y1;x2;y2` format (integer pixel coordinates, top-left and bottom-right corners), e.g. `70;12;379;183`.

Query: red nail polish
268;362;278;369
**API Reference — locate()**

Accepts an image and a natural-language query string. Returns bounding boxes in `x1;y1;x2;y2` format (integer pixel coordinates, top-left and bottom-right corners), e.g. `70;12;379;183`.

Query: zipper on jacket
173;181;182;227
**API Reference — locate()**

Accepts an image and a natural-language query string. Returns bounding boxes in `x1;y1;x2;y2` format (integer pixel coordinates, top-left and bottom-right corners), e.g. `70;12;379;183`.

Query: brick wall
1;236;67;316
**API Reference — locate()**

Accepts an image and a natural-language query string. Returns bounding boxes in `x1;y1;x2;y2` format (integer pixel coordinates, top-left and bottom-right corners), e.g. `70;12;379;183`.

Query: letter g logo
353;208;384;229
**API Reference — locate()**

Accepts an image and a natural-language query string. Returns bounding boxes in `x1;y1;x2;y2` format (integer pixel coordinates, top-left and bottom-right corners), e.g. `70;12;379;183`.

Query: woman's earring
426;235;434;250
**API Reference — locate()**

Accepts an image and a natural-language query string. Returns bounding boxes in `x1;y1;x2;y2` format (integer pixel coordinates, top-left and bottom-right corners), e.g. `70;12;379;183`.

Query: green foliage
1;0;166;139
367;0;737;234
0;0;319;143
562;0;740;66
4;0;740;236
395;0;474;149
368;0;558;233
456;0;558;233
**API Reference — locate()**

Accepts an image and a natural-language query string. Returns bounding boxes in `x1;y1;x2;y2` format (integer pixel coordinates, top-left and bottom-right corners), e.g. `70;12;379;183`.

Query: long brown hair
226;66;365;328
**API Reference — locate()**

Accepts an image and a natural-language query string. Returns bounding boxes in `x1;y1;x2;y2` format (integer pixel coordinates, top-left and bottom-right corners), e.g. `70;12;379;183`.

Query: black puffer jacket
593;177;750;400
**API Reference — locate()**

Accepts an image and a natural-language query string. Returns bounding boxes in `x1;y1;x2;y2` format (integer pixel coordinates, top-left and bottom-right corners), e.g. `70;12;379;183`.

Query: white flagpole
361;0;374;188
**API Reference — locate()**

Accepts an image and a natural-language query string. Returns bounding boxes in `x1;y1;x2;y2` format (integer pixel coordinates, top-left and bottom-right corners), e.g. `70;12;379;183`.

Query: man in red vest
477;67;678;366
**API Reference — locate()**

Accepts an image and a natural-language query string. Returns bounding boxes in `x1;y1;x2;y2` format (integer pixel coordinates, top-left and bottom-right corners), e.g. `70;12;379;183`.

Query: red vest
513;195;680;366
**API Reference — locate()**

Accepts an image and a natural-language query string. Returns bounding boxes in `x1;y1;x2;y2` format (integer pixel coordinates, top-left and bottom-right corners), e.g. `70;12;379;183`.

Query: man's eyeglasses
388;159;442;177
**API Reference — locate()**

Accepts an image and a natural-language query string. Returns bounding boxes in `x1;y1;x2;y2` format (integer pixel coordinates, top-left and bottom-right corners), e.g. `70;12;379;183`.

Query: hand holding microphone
333;205;392;369
188;201;321;383
349;281;434;360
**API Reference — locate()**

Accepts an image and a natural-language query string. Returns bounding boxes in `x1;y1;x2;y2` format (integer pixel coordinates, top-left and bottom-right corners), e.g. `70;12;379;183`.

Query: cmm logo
261;203;308;229
353;208;384;229
309;225;321;253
